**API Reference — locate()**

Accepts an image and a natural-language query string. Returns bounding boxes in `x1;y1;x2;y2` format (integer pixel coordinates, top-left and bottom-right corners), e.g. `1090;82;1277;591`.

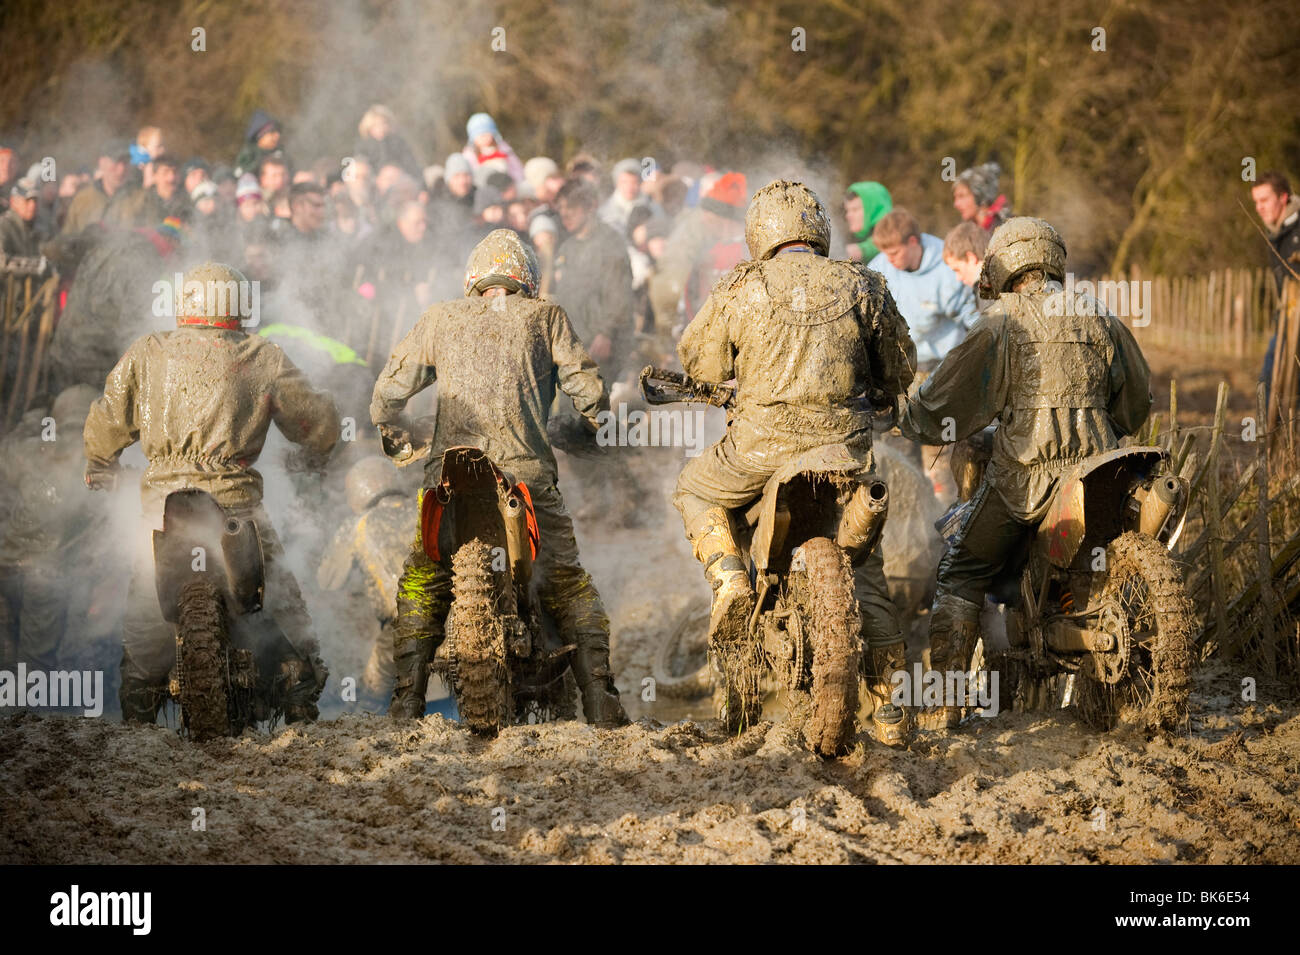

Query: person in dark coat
234;110;285;179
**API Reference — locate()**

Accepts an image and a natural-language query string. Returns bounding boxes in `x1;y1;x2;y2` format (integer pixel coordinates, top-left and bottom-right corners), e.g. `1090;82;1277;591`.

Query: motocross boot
571;637;630;728
389;631;435;719
277;649;328;724
388;548;450;719
924;593;982;730
690;507;755;647
864;641;913;747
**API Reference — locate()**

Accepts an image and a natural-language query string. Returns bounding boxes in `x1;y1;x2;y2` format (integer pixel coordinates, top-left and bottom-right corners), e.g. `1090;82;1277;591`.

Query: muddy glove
84;463;119;492
284;446;330;500
547;413;605;459
864;388;899;433
378;422;413;455
378;417;433;466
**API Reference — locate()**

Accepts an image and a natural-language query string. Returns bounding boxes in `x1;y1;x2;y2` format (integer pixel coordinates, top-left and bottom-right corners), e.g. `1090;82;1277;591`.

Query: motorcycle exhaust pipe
837;479;889;564
502;492;533;590
1138;475;1182;539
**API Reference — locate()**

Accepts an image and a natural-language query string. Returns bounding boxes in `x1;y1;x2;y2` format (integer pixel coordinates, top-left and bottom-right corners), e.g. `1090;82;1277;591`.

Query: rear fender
422;447;537;606
749;444;860;573
153;489;264;623
1036;446;1166;568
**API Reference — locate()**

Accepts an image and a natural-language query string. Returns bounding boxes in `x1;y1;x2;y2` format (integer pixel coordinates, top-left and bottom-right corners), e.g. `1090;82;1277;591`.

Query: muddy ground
2;662;1296;864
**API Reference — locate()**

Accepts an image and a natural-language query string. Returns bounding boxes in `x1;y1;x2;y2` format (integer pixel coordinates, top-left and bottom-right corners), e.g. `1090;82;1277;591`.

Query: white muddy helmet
463;228;540;299
176;261;251;328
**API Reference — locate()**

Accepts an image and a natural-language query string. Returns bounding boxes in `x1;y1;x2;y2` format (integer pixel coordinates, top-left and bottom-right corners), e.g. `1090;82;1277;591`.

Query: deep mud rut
3;450;1298;864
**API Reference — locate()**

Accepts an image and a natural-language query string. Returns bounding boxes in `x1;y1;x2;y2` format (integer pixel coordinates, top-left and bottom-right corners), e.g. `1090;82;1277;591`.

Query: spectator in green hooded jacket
843;181;892;262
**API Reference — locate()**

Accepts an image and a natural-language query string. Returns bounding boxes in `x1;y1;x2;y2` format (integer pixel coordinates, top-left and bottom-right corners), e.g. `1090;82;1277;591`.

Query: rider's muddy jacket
84;326;340;516
370;294;606;488
898;288;1152;520
677;251;915;473
318;495;416;620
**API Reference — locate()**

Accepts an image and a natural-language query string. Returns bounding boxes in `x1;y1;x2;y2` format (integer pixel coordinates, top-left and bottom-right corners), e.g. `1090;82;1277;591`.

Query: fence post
1256;382;1276;676
1168;378;1178;451
1206;381;1230;650
0;275;14;400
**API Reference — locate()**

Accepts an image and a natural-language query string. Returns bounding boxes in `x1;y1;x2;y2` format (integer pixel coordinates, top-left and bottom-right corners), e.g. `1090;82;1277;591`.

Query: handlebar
638;366;735;408
640;366;899;430
379;415;436;467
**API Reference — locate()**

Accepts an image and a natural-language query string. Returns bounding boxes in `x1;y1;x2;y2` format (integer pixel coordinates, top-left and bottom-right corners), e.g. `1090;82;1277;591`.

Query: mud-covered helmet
978;217;1066;298
744;179;832;261
345;455;405;514
463;228;539;298
176;261;251;328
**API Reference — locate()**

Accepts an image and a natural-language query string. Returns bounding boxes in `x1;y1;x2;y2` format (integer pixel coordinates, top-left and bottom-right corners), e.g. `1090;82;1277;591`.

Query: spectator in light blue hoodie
868;207;977;372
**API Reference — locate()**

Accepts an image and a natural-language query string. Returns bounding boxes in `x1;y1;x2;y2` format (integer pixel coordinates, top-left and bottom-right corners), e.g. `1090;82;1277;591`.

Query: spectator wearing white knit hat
598;157;653;234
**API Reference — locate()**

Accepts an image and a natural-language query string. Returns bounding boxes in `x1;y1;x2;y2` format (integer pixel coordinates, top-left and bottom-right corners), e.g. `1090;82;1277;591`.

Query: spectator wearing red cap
647;170;747;331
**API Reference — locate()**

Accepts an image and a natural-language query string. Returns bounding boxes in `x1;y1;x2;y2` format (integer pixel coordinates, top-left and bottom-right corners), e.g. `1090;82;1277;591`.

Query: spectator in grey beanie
436;153;474;204
429;152;476;232
953;161;1010;233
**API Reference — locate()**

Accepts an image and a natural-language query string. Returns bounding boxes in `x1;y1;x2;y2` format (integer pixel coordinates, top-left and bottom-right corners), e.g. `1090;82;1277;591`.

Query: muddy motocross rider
897;217;1152;729
672;179;918;746
317;455;420;706
84;261;340;723
370;228;628;727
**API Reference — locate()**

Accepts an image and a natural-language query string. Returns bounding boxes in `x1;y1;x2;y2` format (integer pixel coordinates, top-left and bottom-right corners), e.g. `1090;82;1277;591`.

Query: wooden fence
1096;266;1277;357
1149;377;1300;682
0;261;60;432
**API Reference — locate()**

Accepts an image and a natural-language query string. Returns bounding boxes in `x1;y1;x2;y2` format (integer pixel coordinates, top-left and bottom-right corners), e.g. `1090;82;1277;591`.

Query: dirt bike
416;446;579;734
651;441;941;703
641;367;891;757
153;489;294;741
946;431;1194;733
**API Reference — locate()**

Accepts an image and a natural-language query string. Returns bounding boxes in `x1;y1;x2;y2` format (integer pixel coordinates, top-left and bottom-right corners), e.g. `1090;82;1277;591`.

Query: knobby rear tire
176;579;232;742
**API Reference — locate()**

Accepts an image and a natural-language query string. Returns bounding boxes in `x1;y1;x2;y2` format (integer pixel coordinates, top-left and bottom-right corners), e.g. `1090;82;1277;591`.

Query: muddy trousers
0;565;67;671
120;511;326;723
929;480;1036;675
935;480;1037;606
389;483;620;720
672;434;903;649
